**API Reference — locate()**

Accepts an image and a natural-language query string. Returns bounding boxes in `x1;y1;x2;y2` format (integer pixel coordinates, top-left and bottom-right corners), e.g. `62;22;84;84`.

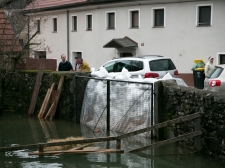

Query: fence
0;113;201;154
75;76;154;135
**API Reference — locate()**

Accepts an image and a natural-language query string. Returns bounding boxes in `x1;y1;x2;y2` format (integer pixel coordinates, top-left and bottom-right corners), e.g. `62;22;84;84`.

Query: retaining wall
155;80;225;161
0;71;90;119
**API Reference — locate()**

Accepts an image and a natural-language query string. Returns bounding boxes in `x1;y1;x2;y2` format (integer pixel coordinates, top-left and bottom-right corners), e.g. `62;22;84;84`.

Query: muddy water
0;113;224;168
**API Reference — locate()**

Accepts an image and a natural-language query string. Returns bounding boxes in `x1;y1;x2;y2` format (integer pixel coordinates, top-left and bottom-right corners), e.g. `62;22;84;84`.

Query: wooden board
45;76;64;120
28;64;45;116
38;83;55;119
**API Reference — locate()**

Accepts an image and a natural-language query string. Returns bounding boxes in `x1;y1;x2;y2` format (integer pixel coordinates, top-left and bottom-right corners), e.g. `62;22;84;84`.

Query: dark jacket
58;61;73;71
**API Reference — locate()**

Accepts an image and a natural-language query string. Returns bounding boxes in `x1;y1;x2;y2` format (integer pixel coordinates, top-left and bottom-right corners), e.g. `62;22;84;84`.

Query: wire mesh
77;76;153;136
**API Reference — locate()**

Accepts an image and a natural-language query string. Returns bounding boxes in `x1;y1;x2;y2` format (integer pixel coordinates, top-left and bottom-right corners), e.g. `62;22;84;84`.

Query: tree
0;0;41;114
0;0;38;72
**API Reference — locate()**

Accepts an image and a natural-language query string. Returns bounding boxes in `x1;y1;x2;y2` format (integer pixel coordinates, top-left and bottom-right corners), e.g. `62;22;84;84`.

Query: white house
24;0;225;84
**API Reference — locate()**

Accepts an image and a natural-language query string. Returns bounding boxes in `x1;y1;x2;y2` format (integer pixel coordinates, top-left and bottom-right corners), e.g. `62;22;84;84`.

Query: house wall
29;0;225;76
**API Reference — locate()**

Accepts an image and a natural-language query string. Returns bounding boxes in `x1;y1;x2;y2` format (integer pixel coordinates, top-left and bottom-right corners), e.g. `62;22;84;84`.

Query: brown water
0;113;225;168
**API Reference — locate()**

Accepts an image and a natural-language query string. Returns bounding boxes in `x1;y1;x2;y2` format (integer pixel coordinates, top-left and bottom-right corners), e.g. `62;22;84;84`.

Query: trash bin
193;69;205;89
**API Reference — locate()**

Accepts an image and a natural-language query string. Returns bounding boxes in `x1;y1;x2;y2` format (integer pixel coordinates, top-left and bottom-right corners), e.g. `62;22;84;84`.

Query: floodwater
0;113;225;168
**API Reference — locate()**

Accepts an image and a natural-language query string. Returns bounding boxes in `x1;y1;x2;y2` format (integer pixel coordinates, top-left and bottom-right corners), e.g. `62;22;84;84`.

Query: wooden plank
118;113;201;140
38;89;51;118
29;149;124;155
28;63;45;116
0;136;118;152
0;144;40;152
128;130;202;153
45;76;64;120
50;89;57;104
38;83;55;118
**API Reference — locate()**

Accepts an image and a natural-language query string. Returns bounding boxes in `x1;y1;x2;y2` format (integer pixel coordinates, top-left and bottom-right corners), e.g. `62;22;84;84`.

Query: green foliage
51;73;61;81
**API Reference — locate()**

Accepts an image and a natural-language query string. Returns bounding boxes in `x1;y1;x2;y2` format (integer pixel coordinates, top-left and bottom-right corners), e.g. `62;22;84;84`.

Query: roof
24;0;199;12
0;9;21;52
103;36;138;48
24;0;86;11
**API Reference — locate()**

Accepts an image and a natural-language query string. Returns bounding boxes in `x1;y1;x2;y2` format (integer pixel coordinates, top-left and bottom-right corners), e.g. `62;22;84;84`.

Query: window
153;8;164;27
131;61;143;71
53;17;57;32
149;59;176;71
86;14;92;30
197;5;212;26
114;61;131;72
106;12;115;29
34;51;46;59
72;15;77;31
129;10;139;28
103;61;115;72
218;54;225;64
103;60;143;72
210;67;222;78
37;20;40;33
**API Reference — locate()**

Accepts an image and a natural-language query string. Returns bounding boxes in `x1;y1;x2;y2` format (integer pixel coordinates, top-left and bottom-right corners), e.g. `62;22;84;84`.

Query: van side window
131;61;143;71
114;60;131;72
103;61;115;72
149;59;176;71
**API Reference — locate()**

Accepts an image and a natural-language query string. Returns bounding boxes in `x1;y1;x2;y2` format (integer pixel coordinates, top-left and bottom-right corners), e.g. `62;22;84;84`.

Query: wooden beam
0;136;118;152
45;76;64;120
118;113;201;140
38;83;55;119
28;63;45;116
29;149;124;155
128;130;202;153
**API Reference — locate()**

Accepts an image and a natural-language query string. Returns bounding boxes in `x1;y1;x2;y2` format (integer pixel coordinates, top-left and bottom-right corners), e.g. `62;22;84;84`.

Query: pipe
67;10;70;61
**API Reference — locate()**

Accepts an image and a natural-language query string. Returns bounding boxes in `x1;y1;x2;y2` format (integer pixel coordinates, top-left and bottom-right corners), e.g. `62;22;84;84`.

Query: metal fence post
107;80;110;131
75;76;78;123
151;84;154;138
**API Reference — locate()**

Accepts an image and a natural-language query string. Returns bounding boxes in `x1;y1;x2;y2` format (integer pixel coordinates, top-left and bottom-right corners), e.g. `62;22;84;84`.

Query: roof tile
25;0;86;10
0;9;21;52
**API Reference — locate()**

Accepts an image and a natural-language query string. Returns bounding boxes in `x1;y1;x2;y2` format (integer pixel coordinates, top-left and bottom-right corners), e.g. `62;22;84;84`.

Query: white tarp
80;67;187;136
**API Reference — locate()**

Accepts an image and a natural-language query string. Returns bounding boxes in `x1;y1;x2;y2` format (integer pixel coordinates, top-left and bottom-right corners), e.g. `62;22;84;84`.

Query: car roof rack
112;55;165;59
135;55;164;58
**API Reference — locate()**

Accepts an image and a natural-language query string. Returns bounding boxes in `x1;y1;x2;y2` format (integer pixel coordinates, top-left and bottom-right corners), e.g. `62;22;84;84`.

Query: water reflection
0;113;225;168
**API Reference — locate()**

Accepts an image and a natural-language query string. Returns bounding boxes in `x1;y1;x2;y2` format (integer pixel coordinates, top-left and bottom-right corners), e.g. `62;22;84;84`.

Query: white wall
31;0;225;73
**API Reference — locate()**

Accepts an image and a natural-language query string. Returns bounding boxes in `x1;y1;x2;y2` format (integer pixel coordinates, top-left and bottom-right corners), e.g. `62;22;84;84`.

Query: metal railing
75;76;154;133
0;113;202;153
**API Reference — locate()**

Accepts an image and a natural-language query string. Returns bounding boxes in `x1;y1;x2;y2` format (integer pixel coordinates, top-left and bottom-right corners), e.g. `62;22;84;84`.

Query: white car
204;65;225;92
92;55;178;79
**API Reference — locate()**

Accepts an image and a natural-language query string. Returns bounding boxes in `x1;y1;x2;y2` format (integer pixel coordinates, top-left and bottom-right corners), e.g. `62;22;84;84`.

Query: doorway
121;53;133;57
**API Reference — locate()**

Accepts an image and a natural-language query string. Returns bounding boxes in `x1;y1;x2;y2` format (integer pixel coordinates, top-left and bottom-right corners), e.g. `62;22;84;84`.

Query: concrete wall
156;79;225;161
29;0;225;74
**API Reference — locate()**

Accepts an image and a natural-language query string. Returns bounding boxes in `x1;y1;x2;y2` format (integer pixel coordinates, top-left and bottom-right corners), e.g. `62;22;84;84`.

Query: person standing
204;56;215;78
58;54;73;71
75;54;90;72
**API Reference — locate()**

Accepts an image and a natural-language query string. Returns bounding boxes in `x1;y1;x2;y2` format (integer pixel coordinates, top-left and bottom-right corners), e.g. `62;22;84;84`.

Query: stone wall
0;71;90;120
156;80;225;161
